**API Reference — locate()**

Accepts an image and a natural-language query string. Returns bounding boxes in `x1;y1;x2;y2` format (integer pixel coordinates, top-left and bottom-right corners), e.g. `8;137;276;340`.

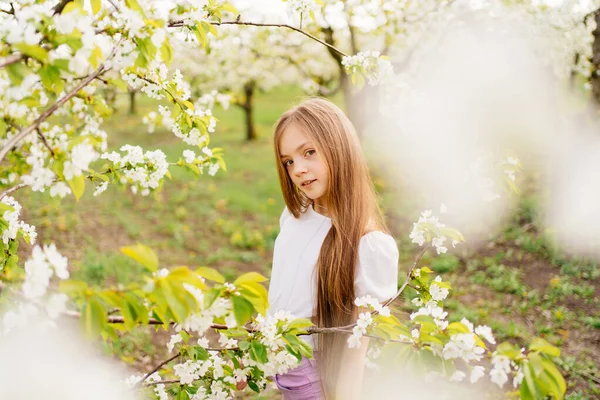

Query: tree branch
0;39;122;163
0;183;27;201
168;19;349;59
65;245;429;339
0;53;24;69
52;0;74;15
138;352;180;386
36;128;55;157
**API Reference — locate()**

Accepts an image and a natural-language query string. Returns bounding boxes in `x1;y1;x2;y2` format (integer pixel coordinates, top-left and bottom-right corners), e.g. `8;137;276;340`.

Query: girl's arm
335;308;369;399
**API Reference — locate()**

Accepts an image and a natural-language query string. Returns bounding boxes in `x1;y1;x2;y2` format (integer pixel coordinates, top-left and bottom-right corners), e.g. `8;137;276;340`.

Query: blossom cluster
1;244;69;335
124;372;168;400
285;0;318;26
101;145;169;196
490;352;525;388
1;196;37;245
348;295;391;348
251;310;304;376
409;209;460;254
341;51;394;86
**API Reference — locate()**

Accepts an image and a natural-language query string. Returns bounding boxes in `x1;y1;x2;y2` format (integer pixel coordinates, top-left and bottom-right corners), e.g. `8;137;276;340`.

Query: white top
267;205;399;348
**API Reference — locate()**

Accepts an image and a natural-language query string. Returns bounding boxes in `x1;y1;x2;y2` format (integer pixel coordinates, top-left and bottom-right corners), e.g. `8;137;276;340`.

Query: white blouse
267;205;399;348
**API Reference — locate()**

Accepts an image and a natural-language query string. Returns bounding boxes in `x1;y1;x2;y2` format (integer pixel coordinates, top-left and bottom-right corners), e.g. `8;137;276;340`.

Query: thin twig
143;379;180;387
106;0;120;11
139;352;180;386
0;183;27;200
36;128;55;157
0;39;122;163
66;246;429;338
0;53;24;69
382;245;430;308
168;19;349;58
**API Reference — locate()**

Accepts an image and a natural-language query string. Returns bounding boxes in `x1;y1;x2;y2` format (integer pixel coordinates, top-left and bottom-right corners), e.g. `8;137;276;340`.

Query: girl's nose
294;161;308;176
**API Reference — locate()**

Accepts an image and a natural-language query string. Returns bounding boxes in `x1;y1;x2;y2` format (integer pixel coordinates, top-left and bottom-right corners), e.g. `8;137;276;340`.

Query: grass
12;85;600;399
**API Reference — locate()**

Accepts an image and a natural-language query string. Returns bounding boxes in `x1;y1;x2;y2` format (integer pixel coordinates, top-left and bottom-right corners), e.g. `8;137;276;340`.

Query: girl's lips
302;179;317;187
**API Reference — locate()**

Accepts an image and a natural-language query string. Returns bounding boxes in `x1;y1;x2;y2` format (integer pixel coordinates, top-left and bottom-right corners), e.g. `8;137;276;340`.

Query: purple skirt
275;355;324;399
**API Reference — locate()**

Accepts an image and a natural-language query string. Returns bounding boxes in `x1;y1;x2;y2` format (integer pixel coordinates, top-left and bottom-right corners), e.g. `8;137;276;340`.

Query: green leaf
121;296;138;330
232;295;254;326
59;279;88;297
81;297;106;339
177;388;190;400
195;266;225;283
120;243;159;272
249;341;268;364
237;282;268;315
39;64;64;93
496;341;521;359
67;175;85;201
6;62;28;86
160;38;173;65
238;340;250;351
97;290;121;308
446;321;471;335
220;3;238;14
193;23;208;48
161;280;189;322
125;0;144;13
248;381;260;393
438;227;465;243
204;287;224;309
520;363;538;400
61;1;81;14
529;337;560;357
285;318;314;334
541;357;566;398
91;0;102;14
15;44;49;64
283;334;313;358
411;315;436;326
0;203;15;214
233;272;268;286
191;345;209;361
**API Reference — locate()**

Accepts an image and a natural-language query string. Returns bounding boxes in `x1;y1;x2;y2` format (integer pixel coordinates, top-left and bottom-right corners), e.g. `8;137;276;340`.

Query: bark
591;10;600;104
128;90;136;115
243;81;258;141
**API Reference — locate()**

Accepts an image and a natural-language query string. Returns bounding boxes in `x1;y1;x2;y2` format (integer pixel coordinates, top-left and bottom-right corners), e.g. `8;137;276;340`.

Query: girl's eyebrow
280;142;310;158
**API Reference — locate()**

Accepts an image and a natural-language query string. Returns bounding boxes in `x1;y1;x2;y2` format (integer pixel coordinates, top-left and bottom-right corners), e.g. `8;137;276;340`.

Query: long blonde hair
273;97;389;396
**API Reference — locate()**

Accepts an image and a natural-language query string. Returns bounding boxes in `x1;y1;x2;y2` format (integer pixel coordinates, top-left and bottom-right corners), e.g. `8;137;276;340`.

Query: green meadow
16;85;599;399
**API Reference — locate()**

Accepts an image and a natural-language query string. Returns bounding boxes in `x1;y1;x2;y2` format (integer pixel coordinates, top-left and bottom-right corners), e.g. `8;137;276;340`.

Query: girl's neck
312;201;330;218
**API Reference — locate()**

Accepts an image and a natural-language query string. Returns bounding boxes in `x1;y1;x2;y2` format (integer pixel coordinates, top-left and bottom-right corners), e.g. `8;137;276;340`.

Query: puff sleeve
354;231;399;303
279;206;291;228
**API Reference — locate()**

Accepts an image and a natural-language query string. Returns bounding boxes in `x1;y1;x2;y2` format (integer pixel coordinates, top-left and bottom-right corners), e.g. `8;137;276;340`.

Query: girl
268;98;399;399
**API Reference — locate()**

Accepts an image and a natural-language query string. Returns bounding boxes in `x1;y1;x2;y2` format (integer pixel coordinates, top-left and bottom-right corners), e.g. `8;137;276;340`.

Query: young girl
268;98;399;399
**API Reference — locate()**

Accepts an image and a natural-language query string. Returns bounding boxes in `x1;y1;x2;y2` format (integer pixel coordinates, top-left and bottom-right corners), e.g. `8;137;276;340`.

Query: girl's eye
283;160;293;167
305;149;316;156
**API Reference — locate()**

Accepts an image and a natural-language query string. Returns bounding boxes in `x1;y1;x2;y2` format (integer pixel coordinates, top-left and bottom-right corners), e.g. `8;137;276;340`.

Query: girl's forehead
279;124;312;152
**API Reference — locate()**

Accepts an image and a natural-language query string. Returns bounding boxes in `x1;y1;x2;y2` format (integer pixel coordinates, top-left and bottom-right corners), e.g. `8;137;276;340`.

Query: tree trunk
128;90;137;115
339;69;380;138
244;82;258;141
591;10;600;104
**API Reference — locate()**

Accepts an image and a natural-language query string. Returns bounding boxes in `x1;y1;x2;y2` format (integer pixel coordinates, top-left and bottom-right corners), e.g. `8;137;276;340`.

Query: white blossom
474;325;496;344
470;365;485;383
429;283;449;301
167;333;182;352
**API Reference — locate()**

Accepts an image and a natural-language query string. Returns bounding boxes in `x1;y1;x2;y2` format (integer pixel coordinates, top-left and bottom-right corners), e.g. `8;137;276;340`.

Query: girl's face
279;124;328;204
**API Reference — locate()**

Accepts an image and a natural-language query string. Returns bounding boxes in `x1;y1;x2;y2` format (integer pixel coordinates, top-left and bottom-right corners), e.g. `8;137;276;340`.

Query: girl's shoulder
359;230;398;257
355;230;399;301
279;206;292;228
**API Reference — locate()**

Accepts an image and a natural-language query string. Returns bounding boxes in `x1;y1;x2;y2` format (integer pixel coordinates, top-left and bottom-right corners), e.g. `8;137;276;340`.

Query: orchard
0;1;598;399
